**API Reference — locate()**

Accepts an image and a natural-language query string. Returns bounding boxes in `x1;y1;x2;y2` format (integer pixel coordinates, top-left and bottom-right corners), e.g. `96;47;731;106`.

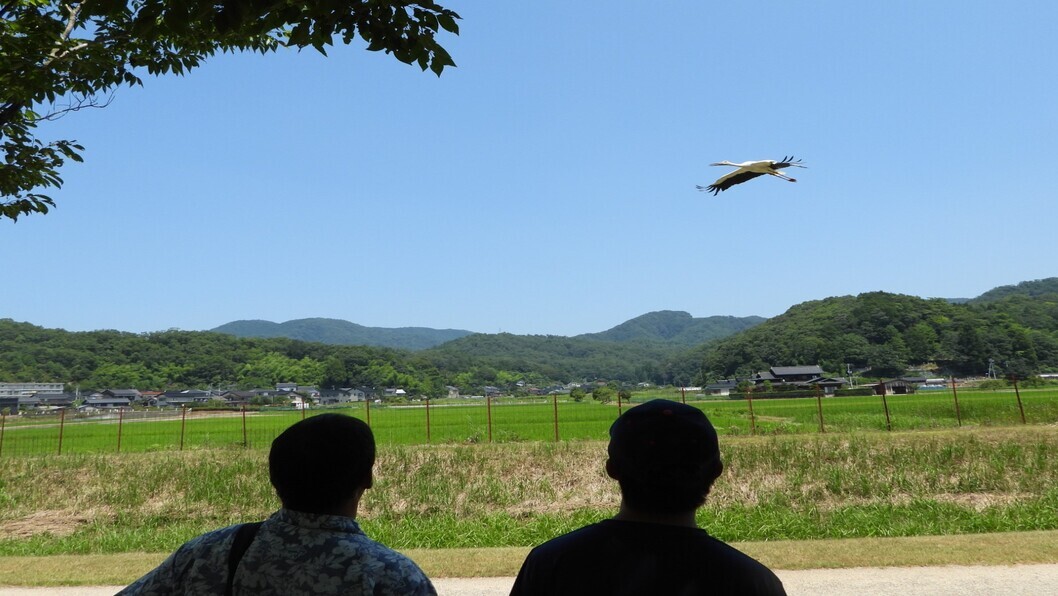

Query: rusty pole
815;386;825;433
553;394;559;442
58;408;66;455
745;389;757;435
117;408;124;453
486;395;493;443
950;376;962;426
1012;376;1027;424
425;398;432;444
879;383;892;431
180;405;187;450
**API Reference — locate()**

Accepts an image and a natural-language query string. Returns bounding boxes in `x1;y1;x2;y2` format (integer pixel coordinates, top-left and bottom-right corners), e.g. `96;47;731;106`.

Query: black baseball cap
607;399;721;483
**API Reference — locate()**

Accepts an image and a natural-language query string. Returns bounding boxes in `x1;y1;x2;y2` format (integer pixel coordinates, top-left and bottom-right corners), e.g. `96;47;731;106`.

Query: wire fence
1;384;1056;458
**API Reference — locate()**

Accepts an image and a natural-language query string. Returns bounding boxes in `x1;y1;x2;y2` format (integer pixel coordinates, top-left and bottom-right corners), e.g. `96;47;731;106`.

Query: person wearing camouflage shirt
120;414;434;596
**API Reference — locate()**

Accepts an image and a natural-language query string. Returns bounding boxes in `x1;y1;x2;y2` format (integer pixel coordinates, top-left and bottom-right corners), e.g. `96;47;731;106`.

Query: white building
0;382;65;398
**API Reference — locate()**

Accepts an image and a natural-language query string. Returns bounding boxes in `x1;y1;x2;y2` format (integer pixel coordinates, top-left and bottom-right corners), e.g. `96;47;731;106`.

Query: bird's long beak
709;162;723;166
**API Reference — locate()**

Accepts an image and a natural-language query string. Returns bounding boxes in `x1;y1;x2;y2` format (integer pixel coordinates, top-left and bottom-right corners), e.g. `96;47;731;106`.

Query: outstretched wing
772;156;805;170
697;170;764;194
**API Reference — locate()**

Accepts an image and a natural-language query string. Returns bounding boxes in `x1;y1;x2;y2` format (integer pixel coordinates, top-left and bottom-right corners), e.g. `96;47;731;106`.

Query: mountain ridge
212;311;767;351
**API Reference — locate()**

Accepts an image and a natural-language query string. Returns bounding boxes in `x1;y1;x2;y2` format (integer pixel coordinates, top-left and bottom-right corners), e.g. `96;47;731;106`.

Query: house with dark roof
79;396;131;411
220;391;256;405
875;377;928;395
158;390;212;408
750;365;847;394
36;393;76;408
319;388;365;405
18;393;76;411
102;389;142;402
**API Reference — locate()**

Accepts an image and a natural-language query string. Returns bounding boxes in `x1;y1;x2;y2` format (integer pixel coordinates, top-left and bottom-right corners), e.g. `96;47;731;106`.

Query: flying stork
696;156;806;195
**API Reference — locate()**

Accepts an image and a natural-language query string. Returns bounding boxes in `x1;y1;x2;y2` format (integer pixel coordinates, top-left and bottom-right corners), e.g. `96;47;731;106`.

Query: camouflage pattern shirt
119;509;436;596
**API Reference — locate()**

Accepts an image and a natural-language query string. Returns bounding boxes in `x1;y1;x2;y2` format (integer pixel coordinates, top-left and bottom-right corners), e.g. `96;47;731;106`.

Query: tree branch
44;2;86;66
40;93;115;121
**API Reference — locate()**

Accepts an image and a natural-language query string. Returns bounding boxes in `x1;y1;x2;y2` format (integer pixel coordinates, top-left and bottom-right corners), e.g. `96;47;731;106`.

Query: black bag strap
225;521;263;596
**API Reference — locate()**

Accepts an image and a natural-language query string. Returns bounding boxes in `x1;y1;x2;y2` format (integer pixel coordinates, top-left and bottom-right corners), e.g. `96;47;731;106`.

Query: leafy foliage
0;0;459;220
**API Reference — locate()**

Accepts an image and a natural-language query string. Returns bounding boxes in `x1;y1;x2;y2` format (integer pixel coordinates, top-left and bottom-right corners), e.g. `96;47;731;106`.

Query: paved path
3;564;1058;595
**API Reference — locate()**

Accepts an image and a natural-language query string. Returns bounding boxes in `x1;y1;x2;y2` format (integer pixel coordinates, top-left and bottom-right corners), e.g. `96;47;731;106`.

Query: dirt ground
3;564;1058;595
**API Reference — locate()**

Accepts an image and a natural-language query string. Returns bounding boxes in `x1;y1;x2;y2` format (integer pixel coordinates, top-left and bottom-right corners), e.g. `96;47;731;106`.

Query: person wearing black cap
510;399;785;595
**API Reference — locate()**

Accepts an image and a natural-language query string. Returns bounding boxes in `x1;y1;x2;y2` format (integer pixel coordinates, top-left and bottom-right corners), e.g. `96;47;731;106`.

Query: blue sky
4;1;1057;336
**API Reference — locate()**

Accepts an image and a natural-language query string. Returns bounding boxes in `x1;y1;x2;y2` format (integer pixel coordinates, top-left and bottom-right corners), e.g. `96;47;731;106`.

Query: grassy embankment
1;424;1058;584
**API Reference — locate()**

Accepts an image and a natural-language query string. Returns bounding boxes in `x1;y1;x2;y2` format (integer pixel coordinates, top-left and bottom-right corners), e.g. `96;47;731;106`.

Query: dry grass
1;426;1057;550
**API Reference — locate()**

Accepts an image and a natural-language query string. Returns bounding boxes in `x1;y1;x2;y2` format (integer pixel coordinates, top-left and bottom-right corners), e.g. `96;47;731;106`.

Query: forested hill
211;318;474;350
575;311;765;346
420;334;682;383
670;287;1058;380
211;311;764;352
969;277;1058;304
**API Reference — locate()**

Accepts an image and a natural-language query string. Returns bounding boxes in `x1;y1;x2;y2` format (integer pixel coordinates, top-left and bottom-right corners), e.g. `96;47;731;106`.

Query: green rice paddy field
1;388;1056;456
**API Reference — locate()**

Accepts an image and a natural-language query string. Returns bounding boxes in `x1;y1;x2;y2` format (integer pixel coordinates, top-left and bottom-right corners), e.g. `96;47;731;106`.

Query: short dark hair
607;400;723;514
269;413;375;514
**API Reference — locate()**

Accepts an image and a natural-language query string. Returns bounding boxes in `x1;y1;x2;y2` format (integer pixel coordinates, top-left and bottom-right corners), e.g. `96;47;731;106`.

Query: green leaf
438;14;459;34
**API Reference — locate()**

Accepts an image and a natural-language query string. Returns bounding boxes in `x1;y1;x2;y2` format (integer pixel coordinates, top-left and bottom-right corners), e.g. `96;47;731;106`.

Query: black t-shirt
510;519;786;596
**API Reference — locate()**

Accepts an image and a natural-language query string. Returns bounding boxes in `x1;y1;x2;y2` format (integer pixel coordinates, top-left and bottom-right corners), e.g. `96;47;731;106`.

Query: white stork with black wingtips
696;156;806;195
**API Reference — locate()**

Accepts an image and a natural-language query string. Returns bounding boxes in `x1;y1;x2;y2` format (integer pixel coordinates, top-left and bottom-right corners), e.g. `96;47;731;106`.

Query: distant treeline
3;279;1058;394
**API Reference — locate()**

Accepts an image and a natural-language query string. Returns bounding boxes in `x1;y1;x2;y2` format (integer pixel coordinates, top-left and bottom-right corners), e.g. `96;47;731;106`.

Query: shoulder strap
225;521;263;596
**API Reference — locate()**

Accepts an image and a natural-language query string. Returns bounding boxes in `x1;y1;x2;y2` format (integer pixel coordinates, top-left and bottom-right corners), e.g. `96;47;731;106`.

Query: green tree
592;386;615;403
1;0;459;221
569;386;586;402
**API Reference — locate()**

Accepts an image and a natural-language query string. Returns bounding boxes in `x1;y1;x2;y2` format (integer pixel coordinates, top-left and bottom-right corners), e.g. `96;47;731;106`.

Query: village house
79;396;132;412
319;388;366;405
750;365;848;395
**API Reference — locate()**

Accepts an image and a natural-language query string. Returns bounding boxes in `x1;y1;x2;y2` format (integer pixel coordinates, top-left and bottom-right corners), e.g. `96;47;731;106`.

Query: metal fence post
815;386;825;433
241;403;248;447
950;376;962;426
486;395;493;443
1012;376;1027;424
0;412;5;458
365;398;371;426
552;394;559;442
879;383;892;431
745;389;757;435
425;398;431;444
180;405;187;450
117;408;124;453
57;408;66;455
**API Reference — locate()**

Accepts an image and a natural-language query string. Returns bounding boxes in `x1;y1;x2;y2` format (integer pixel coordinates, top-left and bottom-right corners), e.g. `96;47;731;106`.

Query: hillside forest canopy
2;280;1058;395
